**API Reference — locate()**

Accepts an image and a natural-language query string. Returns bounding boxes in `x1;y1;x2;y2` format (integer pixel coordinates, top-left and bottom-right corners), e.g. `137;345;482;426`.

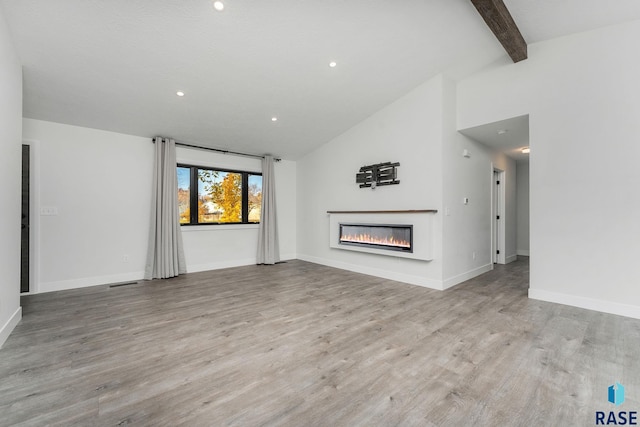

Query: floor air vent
109;281;139;288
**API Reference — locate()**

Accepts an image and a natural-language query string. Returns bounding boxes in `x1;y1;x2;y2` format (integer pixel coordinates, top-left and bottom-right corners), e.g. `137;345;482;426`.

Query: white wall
297;76;445;289
516;161;530;256
23;119;296;292
0;8;23;347
458;20;640;318
23;119;154;292
296;73;518;290
441;77;517;286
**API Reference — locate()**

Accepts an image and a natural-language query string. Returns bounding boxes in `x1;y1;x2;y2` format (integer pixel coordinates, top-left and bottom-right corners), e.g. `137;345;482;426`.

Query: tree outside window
177;165;261;225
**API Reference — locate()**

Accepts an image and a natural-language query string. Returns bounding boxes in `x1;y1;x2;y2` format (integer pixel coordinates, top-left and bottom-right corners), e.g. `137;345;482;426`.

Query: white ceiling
2;1;640;160
459;114;530;162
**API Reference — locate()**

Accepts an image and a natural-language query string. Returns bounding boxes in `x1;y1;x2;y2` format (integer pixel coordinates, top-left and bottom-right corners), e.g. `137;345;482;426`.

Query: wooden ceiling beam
470;0;527;63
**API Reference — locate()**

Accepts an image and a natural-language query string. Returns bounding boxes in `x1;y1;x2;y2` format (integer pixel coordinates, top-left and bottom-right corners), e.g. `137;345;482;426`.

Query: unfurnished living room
1;1;640;426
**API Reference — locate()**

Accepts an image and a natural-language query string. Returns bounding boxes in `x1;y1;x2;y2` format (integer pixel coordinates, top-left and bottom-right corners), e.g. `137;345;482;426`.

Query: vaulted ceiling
2;1;640;160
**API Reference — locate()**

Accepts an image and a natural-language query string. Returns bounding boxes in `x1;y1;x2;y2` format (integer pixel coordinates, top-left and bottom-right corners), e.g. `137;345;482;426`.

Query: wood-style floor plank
1;258;638;426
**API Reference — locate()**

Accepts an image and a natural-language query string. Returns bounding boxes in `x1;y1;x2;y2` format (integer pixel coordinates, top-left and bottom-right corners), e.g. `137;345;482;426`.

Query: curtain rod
152;138;281;162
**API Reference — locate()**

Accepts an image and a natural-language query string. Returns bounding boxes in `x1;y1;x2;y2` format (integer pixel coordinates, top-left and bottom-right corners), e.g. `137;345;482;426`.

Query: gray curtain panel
257;155;280;264
144;137;187;279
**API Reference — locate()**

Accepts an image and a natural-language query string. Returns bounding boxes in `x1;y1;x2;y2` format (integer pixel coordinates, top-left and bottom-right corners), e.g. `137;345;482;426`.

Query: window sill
180;224;260;232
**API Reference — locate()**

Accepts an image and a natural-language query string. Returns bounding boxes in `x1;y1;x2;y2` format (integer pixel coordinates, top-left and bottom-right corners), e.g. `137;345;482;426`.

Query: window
177;165;262;225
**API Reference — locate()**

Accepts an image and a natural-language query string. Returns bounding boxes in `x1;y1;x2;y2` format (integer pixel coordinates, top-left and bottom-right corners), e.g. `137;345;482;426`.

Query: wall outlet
122;255;129;263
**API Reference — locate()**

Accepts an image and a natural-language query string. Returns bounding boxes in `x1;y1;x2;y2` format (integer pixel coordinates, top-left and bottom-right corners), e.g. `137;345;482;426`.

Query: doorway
492;168;505;264
21;139;39;294
21;144;30;293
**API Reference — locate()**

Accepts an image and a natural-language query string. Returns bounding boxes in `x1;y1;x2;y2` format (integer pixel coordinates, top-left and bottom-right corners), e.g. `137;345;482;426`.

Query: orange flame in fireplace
340;233;411;248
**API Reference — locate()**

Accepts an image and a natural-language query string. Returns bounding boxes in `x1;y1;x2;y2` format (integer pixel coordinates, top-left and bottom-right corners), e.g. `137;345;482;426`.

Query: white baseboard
297;254;443;290
529;289;640;320
0;307;22;349
38;254;298;293
39;272;145;293
442;263;493;290
505;254;518;264
517;250;530;256
279;253;297;262
188;253;297;272
187;258;257;273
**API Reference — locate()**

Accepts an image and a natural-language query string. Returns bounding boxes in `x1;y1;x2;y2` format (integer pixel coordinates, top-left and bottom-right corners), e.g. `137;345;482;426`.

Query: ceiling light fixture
213;1;224;11
271;117;278;122
329;61;337;68
176;91;185;97
497;129;508;135
521;147;530;154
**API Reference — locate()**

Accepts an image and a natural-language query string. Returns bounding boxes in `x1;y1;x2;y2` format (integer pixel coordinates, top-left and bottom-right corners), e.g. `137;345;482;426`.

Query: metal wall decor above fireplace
356;161;400;189
339;223;413;253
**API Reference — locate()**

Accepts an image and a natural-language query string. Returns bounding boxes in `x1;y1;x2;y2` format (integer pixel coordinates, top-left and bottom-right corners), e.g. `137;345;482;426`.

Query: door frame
22;139;40;294
492;167;506;265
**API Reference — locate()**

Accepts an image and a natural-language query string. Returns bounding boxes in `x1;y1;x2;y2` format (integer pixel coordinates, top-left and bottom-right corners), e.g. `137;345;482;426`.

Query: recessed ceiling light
176;91;185;97
521;147;530;154
329;61;337;68
213;1;224;11
271;117;278;122
497;129;508;135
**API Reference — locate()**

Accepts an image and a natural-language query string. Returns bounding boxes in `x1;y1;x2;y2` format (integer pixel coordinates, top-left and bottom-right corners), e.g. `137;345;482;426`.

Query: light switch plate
40;207;59;216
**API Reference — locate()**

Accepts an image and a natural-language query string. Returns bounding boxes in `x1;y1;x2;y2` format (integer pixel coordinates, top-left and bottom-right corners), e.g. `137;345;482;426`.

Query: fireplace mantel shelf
327;209;437;214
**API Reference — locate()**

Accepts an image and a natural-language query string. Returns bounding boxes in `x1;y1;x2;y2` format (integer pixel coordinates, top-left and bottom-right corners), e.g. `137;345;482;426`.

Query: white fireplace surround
328;210;436;261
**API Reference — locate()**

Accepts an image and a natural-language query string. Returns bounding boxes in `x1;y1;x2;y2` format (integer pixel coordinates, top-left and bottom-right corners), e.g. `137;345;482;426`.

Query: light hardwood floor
1;258;638;426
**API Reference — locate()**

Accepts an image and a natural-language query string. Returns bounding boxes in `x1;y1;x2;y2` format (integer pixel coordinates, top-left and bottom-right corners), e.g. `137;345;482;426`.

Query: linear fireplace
339;223;413;253
329;211;435;260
